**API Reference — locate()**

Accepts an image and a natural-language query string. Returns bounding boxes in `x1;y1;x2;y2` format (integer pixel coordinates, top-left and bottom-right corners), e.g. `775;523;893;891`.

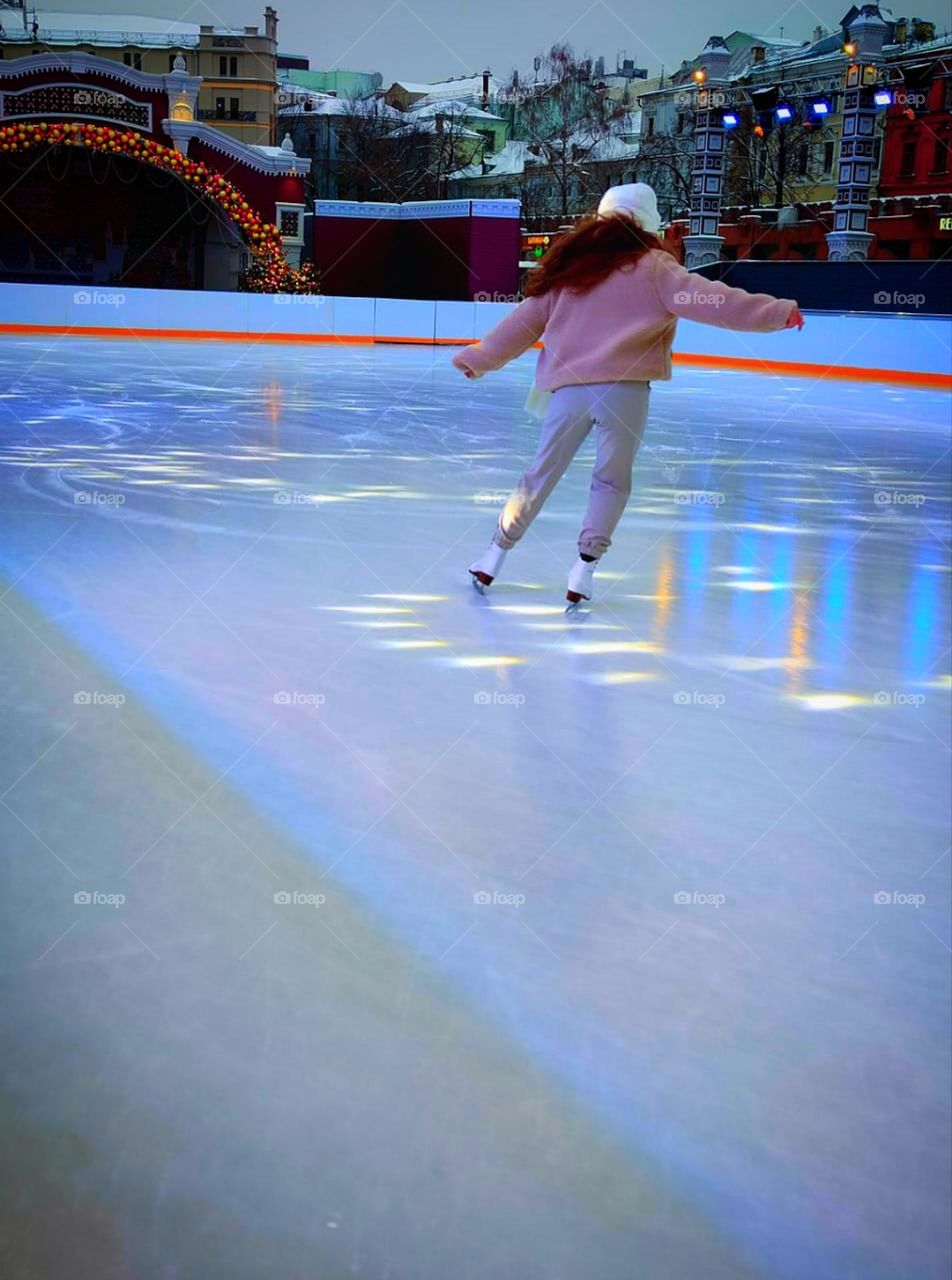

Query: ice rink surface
0;334;949;1280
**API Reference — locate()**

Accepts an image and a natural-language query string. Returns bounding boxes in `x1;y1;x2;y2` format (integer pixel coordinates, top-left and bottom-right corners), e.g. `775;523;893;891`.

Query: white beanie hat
597;183;662;234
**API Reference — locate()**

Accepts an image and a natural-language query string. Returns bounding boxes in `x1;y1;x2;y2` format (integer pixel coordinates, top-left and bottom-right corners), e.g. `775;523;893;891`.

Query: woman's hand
785;306;805;330
452;351;478;378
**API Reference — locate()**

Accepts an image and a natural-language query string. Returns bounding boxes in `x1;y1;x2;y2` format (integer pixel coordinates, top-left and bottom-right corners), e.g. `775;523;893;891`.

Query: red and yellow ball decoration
0;120;318;294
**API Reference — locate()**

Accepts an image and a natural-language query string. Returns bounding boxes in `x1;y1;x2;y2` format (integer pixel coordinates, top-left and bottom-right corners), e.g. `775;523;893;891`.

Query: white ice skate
565;556;596;607
469;542;507;593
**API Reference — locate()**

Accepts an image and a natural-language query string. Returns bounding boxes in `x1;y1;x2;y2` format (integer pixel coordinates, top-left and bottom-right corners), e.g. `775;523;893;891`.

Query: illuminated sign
522;233;552;259
939;215;952;232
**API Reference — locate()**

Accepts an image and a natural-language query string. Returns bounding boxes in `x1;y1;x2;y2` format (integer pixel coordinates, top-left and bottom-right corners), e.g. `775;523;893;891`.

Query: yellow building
0;8;279;146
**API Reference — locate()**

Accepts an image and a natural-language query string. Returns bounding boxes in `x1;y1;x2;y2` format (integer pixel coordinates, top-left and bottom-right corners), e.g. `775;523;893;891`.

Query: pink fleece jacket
452;249;797;390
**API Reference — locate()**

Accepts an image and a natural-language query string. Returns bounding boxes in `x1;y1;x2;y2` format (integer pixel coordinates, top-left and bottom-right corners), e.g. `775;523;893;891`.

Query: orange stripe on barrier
1;324;948;388
0;324;373;345
672;351;952;389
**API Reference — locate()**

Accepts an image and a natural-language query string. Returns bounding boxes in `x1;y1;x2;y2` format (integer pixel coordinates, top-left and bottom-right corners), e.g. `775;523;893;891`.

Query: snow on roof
278;88;401;119
449;139;530;181
390;74;501;104
25;11;202;33
2;11;250;45
409;99;503;122
390;118;483;139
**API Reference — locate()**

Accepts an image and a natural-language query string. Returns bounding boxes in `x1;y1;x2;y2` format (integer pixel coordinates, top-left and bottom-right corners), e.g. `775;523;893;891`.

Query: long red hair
524;211;672;297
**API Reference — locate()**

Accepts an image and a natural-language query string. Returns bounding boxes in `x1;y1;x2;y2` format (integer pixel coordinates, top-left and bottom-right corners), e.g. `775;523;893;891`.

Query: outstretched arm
452;295;549;377
653;252;801;332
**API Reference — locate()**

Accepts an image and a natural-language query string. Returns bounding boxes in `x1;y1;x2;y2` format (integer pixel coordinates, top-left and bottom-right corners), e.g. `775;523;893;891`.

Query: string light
0;121;318;295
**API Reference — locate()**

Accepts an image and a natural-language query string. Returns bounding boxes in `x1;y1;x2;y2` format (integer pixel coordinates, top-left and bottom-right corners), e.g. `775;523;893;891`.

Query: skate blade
470;572;489;596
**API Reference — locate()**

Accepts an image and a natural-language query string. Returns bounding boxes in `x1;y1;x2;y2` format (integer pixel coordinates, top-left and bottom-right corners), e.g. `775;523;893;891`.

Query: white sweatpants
493;381;650;558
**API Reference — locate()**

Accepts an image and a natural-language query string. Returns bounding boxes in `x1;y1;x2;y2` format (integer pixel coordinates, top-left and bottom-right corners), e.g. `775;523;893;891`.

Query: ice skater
453;183;804;605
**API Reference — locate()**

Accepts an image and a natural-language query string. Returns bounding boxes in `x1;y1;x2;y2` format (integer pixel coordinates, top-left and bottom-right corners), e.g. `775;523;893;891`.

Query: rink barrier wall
1;284;950;388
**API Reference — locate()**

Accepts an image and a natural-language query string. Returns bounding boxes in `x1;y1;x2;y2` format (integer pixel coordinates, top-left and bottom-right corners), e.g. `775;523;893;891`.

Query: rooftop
0;11;256;46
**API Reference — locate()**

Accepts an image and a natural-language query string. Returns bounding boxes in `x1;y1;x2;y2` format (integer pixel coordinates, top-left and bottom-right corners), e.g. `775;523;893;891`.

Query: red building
878;41;952;198
0;51;308;289
665;193;952;261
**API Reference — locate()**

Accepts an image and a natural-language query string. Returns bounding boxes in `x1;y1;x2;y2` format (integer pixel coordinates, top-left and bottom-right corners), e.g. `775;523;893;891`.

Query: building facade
0;48;308;288
0;8;280;146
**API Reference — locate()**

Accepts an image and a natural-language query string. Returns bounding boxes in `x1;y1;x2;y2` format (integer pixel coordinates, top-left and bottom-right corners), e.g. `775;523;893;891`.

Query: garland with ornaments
0;120;319;294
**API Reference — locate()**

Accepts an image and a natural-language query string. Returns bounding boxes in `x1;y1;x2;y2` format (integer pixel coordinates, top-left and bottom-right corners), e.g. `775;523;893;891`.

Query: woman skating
452;183;804;604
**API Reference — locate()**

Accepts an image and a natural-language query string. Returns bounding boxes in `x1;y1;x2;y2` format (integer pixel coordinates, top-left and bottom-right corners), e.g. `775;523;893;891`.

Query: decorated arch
0;120;317;293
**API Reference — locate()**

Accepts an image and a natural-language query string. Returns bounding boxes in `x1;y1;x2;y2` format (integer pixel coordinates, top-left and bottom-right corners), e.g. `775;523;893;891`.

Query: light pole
683;36;731;270
826;4;889;261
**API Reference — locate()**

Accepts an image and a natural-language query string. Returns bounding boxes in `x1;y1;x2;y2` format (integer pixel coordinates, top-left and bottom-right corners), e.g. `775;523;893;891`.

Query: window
646;115;655;137
279;210;300;237
230;56;238;77
215;96;225;118
823;141;835;172
219;55;227;76
123;51;143;70
797;143;809;175
676;112;686;134
900;139;917;176
932;138;949;173
229;97;240;119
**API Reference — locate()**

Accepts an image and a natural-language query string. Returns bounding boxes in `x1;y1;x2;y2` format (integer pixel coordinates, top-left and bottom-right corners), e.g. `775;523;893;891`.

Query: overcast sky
42;1;849;83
